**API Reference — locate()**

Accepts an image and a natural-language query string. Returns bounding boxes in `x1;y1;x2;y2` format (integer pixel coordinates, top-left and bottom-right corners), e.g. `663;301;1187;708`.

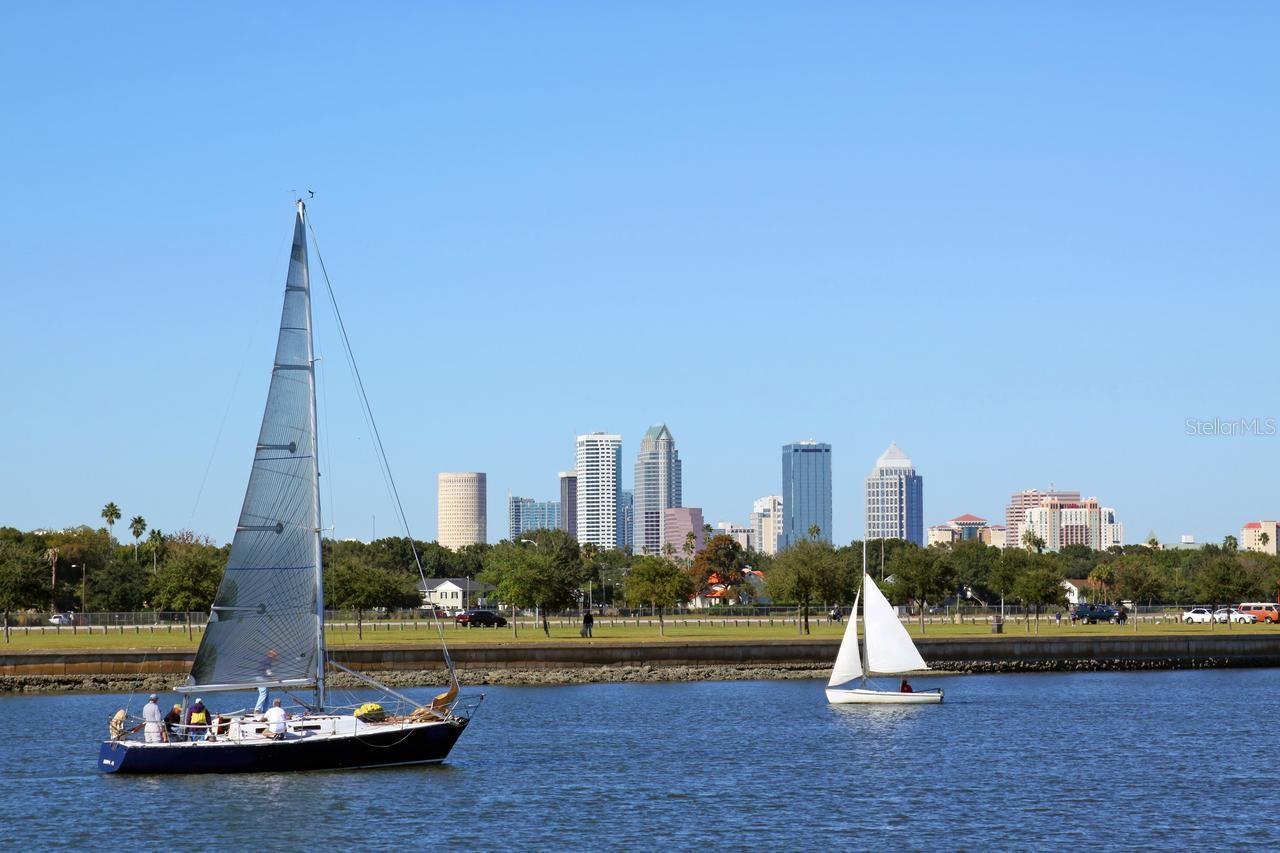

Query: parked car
419;606;449;618
48;612;76;626
1071;603;1120;624
1237;603;1280;623
455;609;507;628
1213;608;1257;624
1182;607;1214;624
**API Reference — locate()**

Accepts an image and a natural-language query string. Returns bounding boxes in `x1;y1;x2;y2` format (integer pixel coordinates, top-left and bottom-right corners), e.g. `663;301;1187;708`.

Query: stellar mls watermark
1185;416;1277;437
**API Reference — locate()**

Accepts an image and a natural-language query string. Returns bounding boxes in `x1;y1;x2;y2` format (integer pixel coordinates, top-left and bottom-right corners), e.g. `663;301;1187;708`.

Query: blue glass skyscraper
781;441;832;548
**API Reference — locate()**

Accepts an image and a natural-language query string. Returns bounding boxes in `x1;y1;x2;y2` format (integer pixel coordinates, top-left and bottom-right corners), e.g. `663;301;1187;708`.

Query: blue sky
2;2;1275;546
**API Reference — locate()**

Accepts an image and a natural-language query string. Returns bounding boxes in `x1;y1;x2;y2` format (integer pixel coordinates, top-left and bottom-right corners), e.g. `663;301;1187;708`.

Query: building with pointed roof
634;424;682;554
864;442;924;546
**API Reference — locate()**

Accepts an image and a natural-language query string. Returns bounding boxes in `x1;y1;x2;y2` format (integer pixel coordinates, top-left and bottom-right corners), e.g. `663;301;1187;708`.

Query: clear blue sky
2;2;1276;546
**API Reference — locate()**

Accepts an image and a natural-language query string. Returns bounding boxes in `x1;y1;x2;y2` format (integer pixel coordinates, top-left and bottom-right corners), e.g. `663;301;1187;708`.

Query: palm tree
129;516;147;561
808;523;822;541
44;548;58;612
1223;535;1239;553
147;528;164;575
662;542;676;559
683;531;697;562
1261;531;1271;551
1022;529;1045;554
101;502;121;541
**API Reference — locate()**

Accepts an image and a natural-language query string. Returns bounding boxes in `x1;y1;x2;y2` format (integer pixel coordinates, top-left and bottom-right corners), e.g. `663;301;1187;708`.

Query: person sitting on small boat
186;698;213;738
141;694;165;743
255;648;280;714
900;679;914;693
164;703;184;742
263;698;289;739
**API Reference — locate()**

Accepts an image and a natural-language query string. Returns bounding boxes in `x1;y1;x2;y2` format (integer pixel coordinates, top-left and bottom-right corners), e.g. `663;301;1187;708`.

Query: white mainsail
863;575;929;675
827;590;863;687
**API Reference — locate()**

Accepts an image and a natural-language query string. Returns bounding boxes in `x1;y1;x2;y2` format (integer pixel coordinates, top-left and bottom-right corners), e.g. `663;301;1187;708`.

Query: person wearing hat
186;697;213;739
163;703;184;742
141;694;165;743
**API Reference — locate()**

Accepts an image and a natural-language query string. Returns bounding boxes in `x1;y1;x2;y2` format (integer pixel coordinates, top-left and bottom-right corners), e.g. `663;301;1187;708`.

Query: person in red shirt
900;679;914;693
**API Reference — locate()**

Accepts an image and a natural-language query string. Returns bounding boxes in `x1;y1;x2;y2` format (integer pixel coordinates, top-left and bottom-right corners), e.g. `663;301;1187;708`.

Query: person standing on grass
582;610;594;638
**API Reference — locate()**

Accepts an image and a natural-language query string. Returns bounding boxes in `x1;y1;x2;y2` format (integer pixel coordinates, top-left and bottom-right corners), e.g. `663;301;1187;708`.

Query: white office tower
749;495;782;555
575;433;623;549
437;472;487;550
633;424;682;555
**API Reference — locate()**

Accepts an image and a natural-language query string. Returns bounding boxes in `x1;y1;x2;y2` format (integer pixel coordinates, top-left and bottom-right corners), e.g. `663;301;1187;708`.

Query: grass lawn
2;616;1277;652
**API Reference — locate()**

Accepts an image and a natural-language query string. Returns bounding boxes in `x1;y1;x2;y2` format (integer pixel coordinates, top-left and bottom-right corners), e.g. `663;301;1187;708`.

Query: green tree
948;540;1000;604
128;516;147;560
1195;555;1255;629
0;542;46;642
1114;553;1162;606
1011;560;1067;633
1088;564;1117;604
886;548;956;633
328;559;419;639
1261;531;1271;551
683;531;697;563
766;538;842;634
624;556;694;635
988;548;1028;620
807;523;822;541
149;539;224;639
480;540;584;636
1223;535;1239;554
1021;528;1045;554
146;528;166;575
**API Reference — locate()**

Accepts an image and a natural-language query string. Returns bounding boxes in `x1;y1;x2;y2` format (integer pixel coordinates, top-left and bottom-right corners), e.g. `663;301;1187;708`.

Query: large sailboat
99;202;479;773
825;546;943;705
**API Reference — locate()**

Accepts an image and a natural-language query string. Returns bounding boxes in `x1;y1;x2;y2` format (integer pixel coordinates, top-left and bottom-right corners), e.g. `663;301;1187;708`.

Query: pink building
663;507;705;556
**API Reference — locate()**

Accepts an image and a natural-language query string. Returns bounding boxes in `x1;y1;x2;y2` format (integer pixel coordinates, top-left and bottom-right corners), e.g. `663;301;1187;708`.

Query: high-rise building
864;442;923;546
1242;520;1280;555
664;507;706;556
558;472;578;540
575;433;622;549
507;496;561;540
749;495;783;556
437;472;486;550
633;424;682;555
619;489;634;553
1022;498;1123;552
781;441;832;548
1005;488;1081;549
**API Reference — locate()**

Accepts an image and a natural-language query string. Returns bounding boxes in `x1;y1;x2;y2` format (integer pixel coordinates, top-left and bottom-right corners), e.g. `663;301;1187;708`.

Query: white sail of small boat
825;544;942;705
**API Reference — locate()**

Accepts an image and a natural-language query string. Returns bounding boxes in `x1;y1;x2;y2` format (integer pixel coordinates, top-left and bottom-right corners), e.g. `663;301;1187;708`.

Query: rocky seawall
3;633;1279;694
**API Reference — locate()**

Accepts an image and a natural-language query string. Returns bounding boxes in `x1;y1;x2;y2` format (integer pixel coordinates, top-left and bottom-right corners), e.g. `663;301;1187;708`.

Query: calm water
2;669;1277;849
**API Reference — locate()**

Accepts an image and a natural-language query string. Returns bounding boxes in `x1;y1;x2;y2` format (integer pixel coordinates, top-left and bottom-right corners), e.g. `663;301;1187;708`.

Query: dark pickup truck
1071;603;1124;624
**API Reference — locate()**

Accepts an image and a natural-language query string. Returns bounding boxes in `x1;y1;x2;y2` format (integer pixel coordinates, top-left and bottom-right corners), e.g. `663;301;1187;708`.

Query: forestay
826;590;863;687
189;208;322;689
863;576;929;675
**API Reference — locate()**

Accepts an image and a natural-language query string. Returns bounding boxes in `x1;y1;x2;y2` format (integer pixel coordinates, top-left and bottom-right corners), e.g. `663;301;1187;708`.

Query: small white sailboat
825;546;942;705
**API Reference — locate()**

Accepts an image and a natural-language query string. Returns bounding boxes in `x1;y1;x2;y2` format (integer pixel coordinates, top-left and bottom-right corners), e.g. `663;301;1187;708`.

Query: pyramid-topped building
865;442;924;545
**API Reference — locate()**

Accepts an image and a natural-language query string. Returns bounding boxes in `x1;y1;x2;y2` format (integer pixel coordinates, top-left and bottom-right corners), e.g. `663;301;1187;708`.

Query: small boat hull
825;687;943;705
98;717;467;774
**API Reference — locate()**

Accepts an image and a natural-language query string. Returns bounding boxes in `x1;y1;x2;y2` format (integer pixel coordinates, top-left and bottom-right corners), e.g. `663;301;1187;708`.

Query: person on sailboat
263;698;289;739
255;649;280;714
900;679;914;693
186;698;213;738
164;704;184;741
141;695;165;743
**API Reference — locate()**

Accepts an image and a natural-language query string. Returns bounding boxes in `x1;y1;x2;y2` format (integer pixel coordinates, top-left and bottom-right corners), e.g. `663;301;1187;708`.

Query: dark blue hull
99;719;467;774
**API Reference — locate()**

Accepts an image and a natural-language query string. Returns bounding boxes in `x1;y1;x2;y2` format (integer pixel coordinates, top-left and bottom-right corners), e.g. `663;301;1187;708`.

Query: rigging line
305;214;458;678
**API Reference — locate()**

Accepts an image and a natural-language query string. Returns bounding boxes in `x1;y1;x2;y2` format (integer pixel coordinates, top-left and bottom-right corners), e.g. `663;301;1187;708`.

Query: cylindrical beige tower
437;472;487;550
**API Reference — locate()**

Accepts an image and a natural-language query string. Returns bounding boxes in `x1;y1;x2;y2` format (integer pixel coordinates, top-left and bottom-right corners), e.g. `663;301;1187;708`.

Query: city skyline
2;5;1275;547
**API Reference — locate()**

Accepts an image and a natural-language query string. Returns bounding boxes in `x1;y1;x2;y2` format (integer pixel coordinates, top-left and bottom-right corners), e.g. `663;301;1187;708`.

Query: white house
418;577;494;611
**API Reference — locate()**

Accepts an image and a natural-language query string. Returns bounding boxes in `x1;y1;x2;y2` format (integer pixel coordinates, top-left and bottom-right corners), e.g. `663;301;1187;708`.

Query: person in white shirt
264;698;288;739
141;694;165;743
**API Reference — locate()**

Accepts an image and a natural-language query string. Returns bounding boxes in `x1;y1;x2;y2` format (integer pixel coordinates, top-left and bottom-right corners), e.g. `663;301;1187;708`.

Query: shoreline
0;654;1271;695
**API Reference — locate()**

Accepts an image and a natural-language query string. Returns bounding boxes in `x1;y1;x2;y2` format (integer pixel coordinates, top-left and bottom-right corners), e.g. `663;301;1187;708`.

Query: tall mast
300;199;327;709
860;539;869;686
